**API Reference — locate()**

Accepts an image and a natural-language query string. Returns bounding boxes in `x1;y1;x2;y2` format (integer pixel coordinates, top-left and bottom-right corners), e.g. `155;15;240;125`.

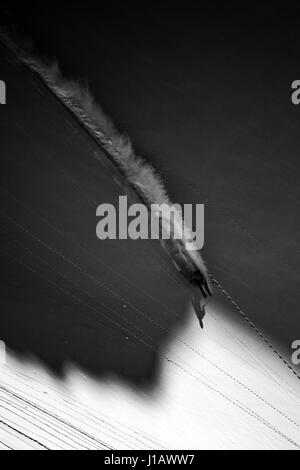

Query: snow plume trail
0;28;208;282
2;28;300;386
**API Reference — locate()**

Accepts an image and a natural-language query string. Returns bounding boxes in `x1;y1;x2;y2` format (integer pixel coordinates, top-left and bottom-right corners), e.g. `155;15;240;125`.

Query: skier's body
161;238;211;328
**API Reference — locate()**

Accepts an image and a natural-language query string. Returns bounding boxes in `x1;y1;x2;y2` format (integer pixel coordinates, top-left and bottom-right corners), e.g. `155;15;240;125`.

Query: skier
161;237;212;328
191;269;211;298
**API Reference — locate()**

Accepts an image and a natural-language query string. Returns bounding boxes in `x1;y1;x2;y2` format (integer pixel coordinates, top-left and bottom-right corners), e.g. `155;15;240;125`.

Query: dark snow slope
0;43;192;386
4;3;299;353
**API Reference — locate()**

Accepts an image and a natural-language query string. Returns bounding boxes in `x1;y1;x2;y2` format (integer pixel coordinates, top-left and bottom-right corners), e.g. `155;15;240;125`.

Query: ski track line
0;418;49;450
9;110;300;416
0;439;13;450
0;424;41;450
0;395;136;450
0;214;298;435
0;247;299;450
3;226;297;437
0;387;154;451
1;17;298;394
13;122;184;293
1;365;164;450
0;185;185;322
0;393;95;450
209;310;300;403
0;383;115;450
13;111;300;403
210;275;300;383
0;36;298;447
0;400;66;450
